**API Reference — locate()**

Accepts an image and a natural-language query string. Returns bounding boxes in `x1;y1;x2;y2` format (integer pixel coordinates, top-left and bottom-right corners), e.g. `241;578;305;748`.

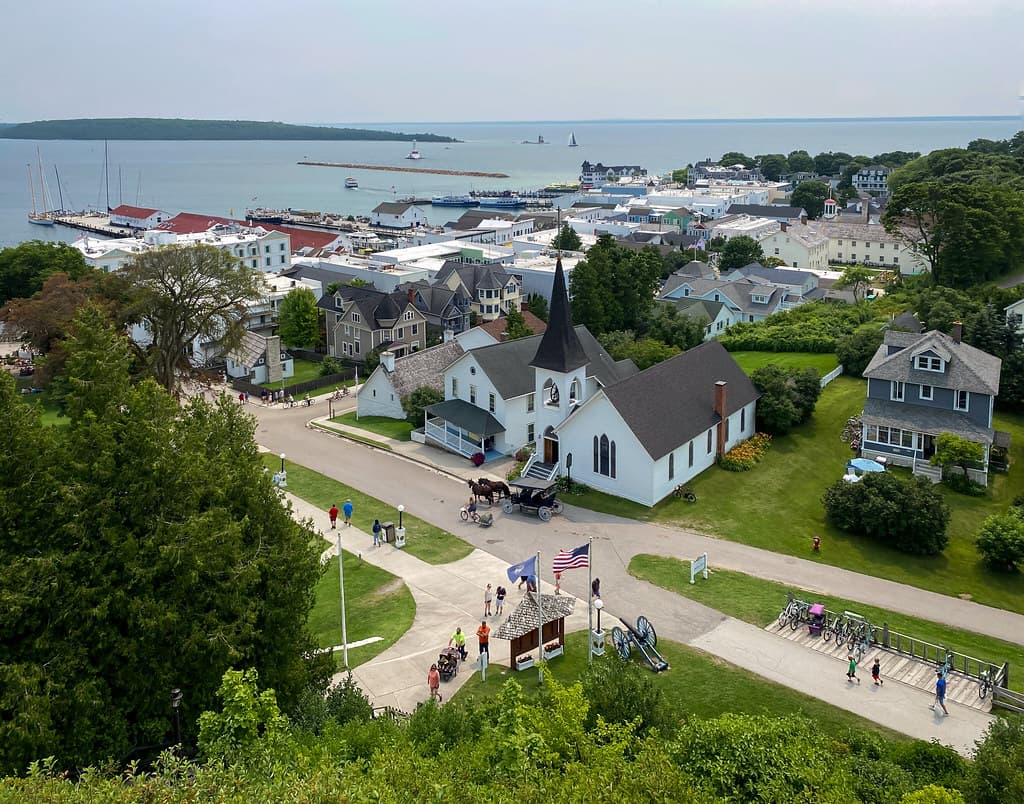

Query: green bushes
751;365;821;435
718;433;772;471
720;301;876;353
975;511;1024;571
822;473;951;555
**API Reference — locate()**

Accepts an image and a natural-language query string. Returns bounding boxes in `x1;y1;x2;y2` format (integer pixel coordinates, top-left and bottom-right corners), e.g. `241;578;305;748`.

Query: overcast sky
1;0;1021;123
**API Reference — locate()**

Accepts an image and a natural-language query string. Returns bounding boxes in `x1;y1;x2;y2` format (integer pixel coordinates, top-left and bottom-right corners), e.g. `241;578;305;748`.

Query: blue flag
507;554;537;584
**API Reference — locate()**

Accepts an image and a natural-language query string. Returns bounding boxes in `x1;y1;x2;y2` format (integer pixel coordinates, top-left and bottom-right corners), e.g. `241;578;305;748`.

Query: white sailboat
406;141;422;160
27;147;56;225
568;131;578;147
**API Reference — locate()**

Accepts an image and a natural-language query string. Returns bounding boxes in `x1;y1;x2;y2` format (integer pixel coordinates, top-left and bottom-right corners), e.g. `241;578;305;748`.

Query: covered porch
424;398;505;461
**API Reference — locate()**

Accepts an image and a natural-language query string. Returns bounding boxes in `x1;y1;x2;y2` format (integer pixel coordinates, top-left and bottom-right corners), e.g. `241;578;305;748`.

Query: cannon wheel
611;626;631;660
551;500;564;514
538;506;552;522
637;615;658;648
502;501;514;514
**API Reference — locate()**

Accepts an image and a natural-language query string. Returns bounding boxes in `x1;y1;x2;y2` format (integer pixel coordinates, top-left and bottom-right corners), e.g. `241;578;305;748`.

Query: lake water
2;117;1020;248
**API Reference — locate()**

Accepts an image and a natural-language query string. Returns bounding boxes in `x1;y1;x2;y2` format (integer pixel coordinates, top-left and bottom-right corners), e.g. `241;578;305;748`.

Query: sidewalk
283;491;590;712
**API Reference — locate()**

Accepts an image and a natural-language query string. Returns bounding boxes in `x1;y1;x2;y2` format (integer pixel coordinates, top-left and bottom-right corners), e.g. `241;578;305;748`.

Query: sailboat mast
104;140;110;212
54;165;65;213
28;164;38;215
118;165;123;206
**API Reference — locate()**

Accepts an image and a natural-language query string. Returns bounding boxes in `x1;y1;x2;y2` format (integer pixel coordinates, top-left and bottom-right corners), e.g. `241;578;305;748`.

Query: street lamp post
170;688;183;752
395;504;406;547
279;452;286;473
337;530;349;668
591;599;605;658
279;453;287;487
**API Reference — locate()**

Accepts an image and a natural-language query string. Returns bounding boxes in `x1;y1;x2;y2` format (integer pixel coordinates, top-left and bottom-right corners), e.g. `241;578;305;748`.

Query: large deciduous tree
750;365;821;435
568;235;661;337
719;236;765;272
0;240;90;305
789;180;832;219
0;309;328;774
277;287;321;349
123;244;264;391
757;154;789;181
834;265;874;302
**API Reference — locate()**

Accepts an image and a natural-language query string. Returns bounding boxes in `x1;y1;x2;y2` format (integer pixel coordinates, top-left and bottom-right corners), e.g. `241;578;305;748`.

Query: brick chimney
780;221;788;232
407;287;416;305
951;321;962;343
714;381;728;455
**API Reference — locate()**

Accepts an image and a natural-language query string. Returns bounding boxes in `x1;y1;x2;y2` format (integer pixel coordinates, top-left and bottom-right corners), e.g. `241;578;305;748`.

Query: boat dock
298;161;510;179
53;213;133;237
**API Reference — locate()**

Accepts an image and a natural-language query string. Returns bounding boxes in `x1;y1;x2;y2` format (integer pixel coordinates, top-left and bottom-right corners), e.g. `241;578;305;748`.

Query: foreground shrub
822;473;950;555
751;365;822;435
976;511;1024;571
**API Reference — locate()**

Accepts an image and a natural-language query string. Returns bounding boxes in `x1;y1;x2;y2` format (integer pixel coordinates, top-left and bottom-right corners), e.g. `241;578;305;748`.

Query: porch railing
424;418;481;458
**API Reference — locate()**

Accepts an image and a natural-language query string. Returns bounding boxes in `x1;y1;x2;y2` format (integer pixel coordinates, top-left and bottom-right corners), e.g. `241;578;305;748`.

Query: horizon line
335;114;1020;126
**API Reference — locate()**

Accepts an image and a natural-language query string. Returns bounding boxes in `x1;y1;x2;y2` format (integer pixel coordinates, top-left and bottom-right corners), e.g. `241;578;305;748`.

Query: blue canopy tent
848;458;886;473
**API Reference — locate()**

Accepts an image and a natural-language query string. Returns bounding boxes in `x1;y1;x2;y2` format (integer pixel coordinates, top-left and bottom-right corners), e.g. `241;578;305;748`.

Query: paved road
253;402;1005;752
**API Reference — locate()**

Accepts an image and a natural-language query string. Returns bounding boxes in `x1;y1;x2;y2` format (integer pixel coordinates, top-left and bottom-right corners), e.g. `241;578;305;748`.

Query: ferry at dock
477;195;526;208
431;194;478;207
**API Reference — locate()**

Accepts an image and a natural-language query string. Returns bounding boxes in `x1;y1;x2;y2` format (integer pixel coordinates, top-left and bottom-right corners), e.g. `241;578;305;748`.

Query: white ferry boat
431;194;478;207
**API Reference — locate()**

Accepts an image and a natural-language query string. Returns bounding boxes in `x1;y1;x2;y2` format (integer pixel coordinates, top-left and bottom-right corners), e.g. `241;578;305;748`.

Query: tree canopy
277;287;321;349
719;236;765;272
568;235;662;337
0;240;90;306
551;224;582;252
0;312;328;774
790;180;832;219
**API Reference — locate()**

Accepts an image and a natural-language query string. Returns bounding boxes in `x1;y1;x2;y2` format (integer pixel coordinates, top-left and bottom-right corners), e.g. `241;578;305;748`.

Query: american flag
552;543;590;573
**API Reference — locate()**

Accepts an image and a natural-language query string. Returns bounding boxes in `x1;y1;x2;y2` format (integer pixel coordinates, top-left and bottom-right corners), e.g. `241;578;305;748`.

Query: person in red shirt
328;504;339;530
427;663;441;703
476;620;490;656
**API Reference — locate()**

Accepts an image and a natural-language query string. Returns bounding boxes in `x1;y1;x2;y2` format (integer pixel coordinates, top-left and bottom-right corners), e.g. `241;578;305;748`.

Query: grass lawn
23;389;67;427
454;630;907;743
568;376;1024;614
259;358;323;388
630;557;1024;692
729;351;839;376
309;554;415;665
261;454;472;564
332;412;414;442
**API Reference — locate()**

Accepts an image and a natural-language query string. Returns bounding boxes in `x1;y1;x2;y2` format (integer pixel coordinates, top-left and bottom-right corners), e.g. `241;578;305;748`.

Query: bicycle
938;650;953;678
978;668;992;700
778;598;800;629
672;485;697;503
788;601;811;631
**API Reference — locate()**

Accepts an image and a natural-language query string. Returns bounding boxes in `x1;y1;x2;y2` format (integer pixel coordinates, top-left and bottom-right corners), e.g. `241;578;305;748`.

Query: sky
1;0;1022;123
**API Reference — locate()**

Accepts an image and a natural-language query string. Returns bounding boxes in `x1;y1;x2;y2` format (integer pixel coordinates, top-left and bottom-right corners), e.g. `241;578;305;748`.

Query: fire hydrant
813;536;821;552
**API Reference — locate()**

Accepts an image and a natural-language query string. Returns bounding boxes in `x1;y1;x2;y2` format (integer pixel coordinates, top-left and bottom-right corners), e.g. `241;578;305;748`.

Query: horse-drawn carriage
502;477;563;522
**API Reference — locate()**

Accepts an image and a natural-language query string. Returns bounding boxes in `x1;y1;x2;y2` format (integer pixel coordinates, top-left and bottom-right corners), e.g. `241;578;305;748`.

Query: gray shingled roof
887;311;923;333
728;263;811;286
863;330;1001;395
373;202;415;215
727;204;806;219
596;341;760;460
863;398;994;444
384;340;465;398
461;326;637;400
435;261;514;294
227;330;270;367
317;285;415;329
493;592;576;641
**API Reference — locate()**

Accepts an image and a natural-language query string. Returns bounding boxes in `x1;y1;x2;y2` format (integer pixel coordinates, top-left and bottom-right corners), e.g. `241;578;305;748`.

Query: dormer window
351;312;361;324
335;297;343;309
915;355;943;372
752;293;768;304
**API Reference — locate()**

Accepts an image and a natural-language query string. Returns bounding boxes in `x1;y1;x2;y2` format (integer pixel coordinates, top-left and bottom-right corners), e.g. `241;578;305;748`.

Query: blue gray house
860;325;1005;483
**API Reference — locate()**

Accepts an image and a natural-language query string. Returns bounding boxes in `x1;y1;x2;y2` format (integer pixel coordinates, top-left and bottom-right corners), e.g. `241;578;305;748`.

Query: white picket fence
820;364;844;388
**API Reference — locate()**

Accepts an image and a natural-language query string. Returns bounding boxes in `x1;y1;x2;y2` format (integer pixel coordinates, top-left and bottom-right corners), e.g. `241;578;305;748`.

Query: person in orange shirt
427;663;441;703
476;620;490;656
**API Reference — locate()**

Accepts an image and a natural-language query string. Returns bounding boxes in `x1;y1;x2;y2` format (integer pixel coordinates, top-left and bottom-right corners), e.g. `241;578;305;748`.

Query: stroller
437;647;461;681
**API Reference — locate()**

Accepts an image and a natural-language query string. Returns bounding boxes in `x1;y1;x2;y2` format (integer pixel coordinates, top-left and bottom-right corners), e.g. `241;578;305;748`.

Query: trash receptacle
381;521;395;543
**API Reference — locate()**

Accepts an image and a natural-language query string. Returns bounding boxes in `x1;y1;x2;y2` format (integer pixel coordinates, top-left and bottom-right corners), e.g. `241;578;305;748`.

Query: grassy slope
309;555;415;664
567;376;1024;613
630;557;1024;691
729;350;839;375
332;412;414;441
455;631;907;742
260;454;472;564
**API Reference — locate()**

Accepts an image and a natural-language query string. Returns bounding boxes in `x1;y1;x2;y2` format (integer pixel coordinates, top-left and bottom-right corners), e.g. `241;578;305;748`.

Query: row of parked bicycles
777;598;878;656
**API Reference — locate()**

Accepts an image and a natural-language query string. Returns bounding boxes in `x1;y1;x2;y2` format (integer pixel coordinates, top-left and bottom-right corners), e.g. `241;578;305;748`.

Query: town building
687;160;764;183
759;224;829;270
658;296;733;339
579;161;647;187
108;204;171;229
371;202;428;229
401;279;472;339
357;340;465;420
434;261;520;322
852;165;892;197
706;214;780;242
860;325;1005;483
319;285;427;361
802;220;926;275
224;332;294;385
726;204;807;225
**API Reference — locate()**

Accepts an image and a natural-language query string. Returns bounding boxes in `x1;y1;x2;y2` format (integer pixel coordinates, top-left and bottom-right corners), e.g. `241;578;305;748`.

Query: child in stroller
437;647;461;681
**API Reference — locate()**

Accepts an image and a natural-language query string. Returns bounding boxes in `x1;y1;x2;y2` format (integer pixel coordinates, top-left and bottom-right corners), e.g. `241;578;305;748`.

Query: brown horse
467;480;494;505
477;478;511;499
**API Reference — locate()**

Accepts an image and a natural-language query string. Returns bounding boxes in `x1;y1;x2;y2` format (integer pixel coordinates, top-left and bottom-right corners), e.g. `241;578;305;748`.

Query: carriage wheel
538;506;552;522
637;615;658;648
611;626;631;660
551;500;564;514
502;501;514;514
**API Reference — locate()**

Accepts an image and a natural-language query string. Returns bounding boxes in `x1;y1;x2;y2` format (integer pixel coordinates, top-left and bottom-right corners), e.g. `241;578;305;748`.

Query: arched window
569;378;580;403
593;435;599;472
599;434;609;476
610;440;616;478
669;453;674;480
543;378;559;407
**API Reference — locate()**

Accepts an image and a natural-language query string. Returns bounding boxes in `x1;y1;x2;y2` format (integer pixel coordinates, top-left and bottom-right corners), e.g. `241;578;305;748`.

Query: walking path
251;402;1011;753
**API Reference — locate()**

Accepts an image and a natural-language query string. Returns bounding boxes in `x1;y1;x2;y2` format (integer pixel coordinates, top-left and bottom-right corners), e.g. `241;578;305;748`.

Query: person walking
931;671;949;715
494;585;506;616
846;655;861;684
518;574;529;591
328;504;339;530
476;620;490;657
871;658;883;686
448;627;467;661
484;584;493;617
592;578;601;599
554;570;562;595
343;499;354;527
427;664;441;703
372;519;382;547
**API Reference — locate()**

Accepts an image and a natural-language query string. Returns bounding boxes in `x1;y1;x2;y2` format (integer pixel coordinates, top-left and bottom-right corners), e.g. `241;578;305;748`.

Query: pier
298;161;510;179
54;213;134;237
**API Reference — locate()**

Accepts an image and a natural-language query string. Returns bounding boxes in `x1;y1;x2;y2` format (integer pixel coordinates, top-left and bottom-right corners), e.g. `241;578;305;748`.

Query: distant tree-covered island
0;118;459;142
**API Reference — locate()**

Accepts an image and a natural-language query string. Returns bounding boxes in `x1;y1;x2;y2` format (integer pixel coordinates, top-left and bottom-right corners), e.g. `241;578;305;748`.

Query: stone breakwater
298;161;510;178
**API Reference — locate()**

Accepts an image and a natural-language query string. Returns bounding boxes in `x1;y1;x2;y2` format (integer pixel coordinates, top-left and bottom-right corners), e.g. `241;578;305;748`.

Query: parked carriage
503;477;563;522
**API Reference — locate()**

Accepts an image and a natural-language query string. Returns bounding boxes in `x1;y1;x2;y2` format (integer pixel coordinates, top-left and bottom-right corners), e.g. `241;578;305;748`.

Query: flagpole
587;537;594;664
536;550;543;684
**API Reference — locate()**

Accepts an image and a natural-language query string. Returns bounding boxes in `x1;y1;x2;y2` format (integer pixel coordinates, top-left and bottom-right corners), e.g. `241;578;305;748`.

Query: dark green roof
425;399;505;436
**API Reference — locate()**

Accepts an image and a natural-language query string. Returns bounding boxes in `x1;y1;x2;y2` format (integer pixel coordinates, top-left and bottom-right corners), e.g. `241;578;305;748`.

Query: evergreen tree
551;224;582;251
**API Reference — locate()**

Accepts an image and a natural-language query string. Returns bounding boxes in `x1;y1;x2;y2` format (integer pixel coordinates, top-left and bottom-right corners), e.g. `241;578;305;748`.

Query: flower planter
515;656;535;671
543;646;564;661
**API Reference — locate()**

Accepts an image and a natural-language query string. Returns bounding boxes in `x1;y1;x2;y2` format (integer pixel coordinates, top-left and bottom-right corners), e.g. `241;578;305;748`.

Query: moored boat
344;177;359;188
477;195;526;208
431;194;479;207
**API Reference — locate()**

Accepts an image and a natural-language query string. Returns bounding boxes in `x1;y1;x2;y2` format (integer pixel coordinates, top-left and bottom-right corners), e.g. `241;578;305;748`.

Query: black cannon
611;615;669;672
